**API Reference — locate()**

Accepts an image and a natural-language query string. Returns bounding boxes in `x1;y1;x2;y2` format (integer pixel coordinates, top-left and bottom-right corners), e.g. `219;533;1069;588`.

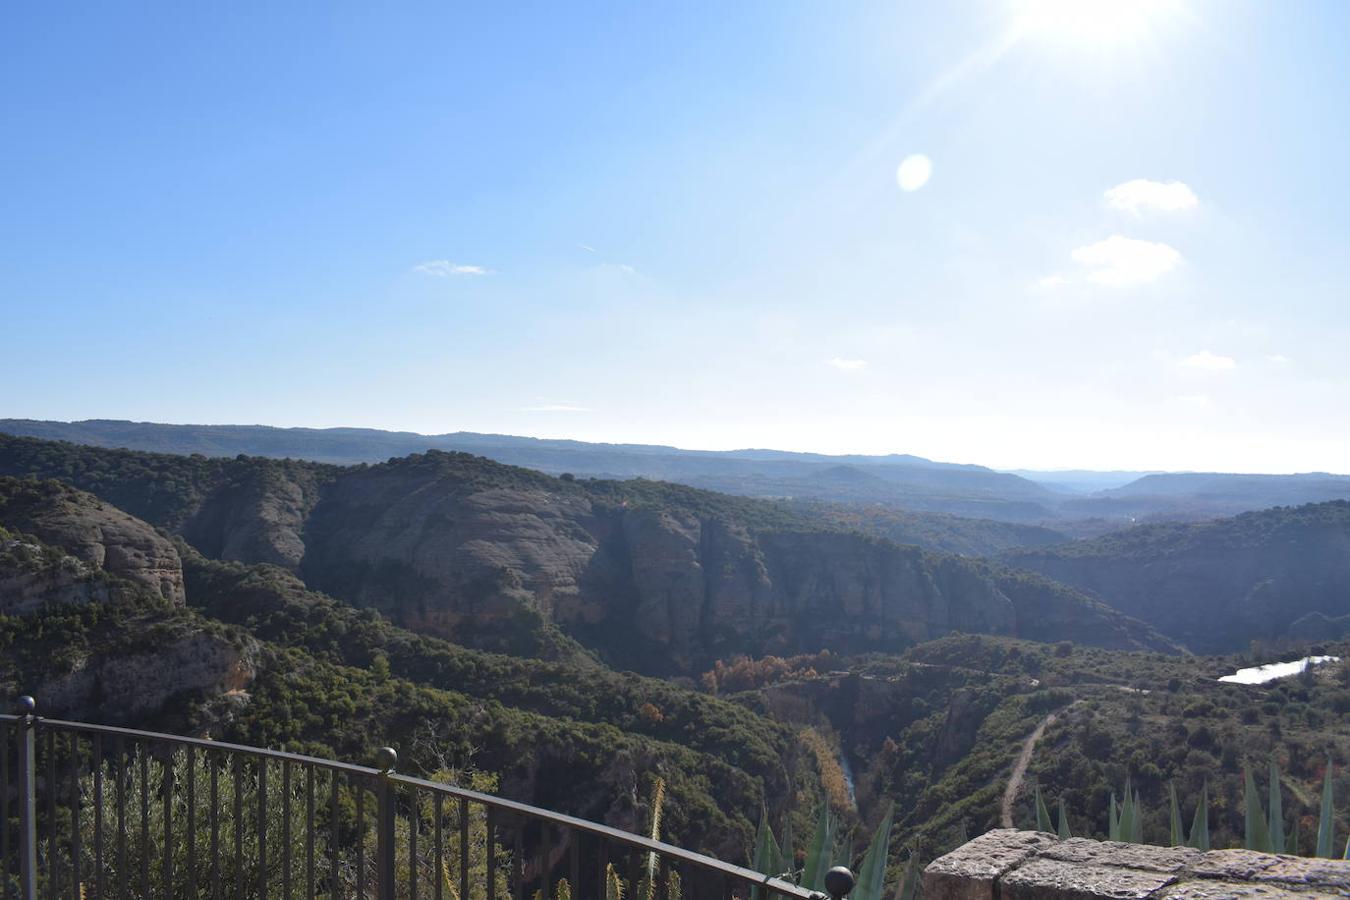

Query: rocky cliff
0;480;256;722
0;477;186;604
0;439;1180;672
293;454;1181;670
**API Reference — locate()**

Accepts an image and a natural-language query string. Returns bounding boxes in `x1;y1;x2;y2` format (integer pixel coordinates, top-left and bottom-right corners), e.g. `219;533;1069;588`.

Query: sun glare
1010;0;1182;51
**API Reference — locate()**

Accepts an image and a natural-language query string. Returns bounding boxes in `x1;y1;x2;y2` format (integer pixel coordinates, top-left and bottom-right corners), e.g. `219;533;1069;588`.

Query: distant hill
1004;500;1350;653
1005;469;1160;494
6;419;1350;529
0;432;1180;671
0;419;1062;521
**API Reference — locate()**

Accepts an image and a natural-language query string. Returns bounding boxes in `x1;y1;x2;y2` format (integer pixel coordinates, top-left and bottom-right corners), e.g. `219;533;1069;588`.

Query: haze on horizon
4;1;1349;474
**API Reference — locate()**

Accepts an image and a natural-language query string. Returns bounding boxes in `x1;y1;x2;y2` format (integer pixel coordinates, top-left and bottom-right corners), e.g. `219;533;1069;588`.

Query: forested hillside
0;434;1178;673
1005;501;1350;652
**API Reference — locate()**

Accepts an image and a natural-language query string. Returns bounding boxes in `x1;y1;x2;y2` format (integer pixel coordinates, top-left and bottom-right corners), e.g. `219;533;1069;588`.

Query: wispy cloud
1266;353;1291;365
1104;179;1198;215
414;260;492;277
1071;235;1182;287
520;403;591;413
827;358;867;371
1179;350;1236;372
577;243;597;253
1033;274;1069;289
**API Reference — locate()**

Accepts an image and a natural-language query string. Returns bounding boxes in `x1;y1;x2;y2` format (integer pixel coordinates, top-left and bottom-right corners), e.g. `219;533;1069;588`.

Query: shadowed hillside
1005;501;1350;653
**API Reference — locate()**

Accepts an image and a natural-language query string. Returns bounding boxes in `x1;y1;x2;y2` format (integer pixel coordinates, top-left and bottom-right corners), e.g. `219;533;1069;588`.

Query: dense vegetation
1006;500;1350;651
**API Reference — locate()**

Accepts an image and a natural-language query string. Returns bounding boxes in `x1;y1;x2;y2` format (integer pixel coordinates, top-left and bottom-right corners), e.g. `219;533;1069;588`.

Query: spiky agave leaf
1108;794;1120;842
1117;782;1135;845
892;850;920;900
777;814;794;879
1245;768;1272;853
801;797;836;892
1268;759;1285;855
1318;759;1336;859
749;806;782;900
1131;790;1144;844
852;802;894;900
1169;783;1185;847
1034;784;1053;835
1057;798;1070;840
1188;781;1210;851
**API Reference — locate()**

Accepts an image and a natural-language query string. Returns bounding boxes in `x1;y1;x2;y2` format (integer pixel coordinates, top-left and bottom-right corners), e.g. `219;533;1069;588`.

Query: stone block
922;829;1058;900
1190;850;1283;882
1154;881;1311;899
1251;855;1350;893
999;857;1177;899
1041;838;1203;873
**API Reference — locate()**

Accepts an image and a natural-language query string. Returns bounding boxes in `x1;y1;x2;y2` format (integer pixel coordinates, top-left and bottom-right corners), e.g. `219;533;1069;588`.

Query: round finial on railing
16;695;35;716
824;866;855;900
374;746;398;773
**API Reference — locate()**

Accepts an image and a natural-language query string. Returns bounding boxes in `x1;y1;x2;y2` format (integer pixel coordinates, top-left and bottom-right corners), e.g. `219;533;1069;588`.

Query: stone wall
922;829;1349;898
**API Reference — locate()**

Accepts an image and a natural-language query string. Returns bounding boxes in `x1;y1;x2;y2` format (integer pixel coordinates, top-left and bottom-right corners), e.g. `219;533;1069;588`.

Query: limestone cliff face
3;454;1175;672
42;631;257;722
0;540;115;614
272;457;1175;671
182;463;324;569
0;478;185;605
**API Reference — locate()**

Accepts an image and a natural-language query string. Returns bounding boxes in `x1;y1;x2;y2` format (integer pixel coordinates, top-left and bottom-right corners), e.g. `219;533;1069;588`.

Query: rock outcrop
41;631;257;721
0;477;186;605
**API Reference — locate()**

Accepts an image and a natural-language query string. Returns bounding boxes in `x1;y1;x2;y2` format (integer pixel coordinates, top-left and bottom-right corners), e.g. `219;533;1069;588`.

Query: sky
3;1;1349;472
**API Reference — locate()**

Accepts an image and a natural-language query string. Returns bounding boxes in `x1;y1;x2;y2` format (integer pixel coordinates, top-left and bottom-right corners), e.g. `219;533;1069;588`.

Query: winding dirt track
1000;701;1084;827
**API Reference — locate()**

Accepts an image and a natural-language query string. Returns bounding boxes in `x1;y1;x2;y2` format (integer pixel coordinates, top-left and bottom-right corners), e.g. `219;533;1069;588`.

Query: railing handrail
0;711;824;898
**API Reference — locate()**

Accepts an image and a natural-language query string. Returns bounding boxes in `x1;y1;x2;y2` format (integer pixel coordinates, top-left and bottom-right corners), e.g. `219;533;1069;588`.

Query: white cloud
577;243;597;253
1034;274;1069;289
414;260;492;277
1071;235;1182;286
1104;179;1198;215
828;358;867;371
520;403;591;413
1266;353;1291;365
1179;350;1236;372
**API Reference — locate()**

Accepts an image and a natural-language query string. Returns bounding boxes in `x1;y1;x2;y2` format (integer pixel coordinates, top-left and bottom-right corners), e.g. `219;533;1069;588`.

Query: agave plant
1317;759;1337;859
1187;781;1210;851
1034;783;1053;834
890;849;921;900
800;797;838;893
1057;797;1071;839
1168;783;1185;847
750;795;896;900
851;803;894;900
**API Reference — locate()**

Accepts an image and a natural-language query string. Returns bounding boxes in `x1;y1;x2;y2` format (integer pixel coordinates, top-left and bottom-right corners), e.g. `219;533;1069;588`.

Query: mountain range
7;419;1349;528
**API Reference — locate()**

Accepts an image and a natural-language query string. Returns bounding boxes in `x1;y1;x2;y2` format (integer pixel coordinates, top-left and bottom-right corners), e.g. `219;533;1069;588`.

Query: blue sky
4;1;1348;472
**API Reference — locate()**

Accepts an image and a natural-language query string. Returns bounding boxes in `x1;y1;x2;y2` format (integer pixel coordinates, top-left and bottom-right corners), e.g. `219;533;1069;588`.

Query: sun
1009;0;1183;51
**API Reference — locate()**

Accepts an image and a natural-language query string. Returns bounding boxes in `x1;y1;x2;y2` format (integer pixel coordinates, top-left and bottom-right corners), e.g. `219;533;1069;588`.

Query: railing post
374;747;398;900
15;696;38;900
824;866;855;900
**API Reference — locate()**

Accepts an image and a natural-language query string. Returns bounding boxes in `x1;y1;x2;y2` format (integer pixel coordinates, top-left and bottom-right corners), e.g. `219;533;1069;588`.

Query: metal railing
0;698;848;900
